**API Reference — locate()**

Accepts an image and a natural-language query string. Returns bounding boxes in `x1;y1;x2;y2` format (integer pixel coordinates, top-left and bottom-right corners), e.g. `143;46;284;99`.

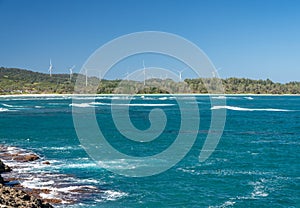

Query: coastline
0;150;54;207
0;144;101;206
0;93;300;98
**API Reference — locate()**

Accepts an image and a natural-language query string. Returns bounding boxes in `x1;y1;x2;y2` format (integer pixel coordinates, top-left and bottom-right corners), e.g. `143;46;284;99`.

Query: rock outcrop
0;159;53;207
0;160;11;173
13;153;40;162
0;184;53;208
0;159;11;185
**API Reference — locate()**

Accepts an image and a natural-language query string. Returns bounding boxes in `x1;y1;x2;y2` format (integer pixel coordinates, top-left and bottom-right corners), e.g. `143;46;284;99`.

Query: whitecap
41;146;81;151
209;200;236;208
0;107;10;112
61;163;98;169
34;106;44;108
158;97;168;100
212;96;226;99
22;179;55;189
51;185;97;193
102;190;128;201
69;103;92;108
91;102;174;107
244;96;254;100
211;105;293;112
250;180;269;198
1;103;14;107
141;97;155;100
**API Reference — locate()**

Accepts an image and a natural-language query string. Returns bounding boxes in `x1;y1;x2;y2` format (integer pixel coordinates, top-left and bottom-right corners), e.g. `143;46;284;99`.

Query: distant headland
0;67;299;95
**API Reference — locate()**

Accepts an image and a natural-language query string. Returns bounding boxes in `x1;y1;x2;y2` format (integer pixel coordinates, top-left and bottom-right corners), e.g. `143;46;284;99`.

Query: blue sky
0;0;299;82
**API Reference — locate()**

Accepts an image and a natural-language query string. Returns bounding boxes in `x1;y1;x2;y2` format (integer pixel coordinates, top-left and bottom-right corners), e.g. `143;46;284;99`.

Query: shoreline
0;144;102;206
0;150;54;208
0;93;300;98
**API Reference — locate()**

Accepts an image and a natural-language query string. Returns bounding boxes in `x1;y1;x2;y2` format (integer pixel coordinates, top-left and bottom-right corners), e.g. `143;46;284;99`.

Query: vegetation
0;67;75;94
0;67;299;95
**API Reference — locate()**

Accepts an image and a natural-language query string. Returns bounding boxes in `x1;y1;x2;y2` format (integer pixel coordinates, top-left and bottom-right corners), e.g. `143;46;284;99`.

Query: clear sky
0;0;299;83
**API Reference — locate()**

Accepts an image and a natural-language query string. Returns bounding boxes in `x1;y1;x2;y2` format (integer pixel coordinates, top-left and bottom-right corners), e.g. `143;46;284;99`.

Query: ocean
0;95;299;207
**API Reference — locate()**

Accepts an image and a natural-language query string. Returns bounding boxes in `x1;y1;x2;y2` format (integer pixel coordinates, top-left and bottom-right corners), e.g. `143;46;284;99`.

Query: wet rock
0;175;4;184
0;184;53;208
14;154;40;162
42;161;50;165
44;198;63;204
0;159;11;173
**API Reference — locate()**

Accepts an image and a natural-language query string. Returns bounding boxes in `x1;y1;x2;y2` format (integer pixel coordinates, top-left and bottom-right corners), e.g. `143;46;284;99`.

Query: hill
0;67;75;94
0;67;299;95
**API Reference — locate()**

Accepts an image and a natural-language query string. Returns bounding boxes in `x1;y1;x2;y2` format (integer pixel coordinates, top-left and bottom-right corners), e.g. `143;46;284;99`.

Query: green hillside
0;67;299;95
0;67;75;94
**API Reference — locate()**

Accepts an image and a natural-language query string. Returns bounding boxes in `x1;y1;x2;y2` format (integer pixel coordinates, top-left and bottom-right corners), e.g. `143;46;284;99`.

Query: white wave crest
212;96;226;99
158;97;168;100
0;107;10;112
102;190;128;201
244;96;254;100
90;102;175;107
1;103;14;107
34;106;44;108
250;180;269;198
60;163;98;169
69;103;92;108
211;105;293;112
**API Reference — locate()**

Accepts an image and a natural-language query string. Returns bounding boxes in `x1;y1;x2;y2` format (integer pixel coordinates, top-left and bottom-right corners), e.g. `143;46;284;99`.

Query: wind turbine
85;68;88;87
165;73;168;80
98;71;102;81
68;65;75;80
178;69;185;82
124;72;129;81
48;59;53;77
212;71;216;78
212;67;222;78
143;60;146;86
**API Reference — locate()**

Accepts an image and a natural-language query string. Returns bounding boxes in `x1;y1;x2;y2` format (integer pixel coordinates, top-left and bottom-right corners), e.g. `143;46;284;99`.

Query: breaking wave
71;102;175;107
211;105;293;112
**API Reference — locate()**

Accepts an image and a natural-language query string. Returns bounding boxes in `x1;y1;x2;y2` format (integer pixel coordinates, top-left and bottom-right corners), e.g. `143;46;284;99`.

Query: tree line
0;67;299;95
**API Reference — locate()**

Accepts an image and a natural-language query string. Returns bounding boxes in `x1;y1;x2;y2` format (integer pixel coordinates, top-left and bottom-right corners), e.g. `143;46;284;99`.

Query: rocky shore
0;145;103;206
0;158;53;207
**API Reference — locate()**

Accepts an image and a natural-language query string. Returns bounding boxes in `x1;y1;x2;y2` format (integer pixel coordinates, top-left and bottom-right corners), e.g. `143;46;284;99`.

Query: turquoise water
0;95;299;207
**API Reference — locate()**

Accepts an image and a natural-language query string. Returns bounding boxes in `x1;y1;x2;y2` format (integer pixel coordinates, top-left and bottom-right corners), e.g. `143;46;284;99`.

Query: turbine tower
85;68;88;87
48;59;53;77
178;69;185;82
68;65;75;80
143;60;146;86
212;67;222;78
98;71;102;81
124;72;129;81
212;71;216;78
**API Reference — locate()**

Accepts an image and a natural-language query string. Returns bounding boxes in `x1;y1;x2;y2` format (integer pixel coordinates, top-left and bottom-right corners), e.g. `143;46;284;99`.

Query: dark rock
0;159;11;173
0;175;4;184
22;194;31;201
14;154;40;162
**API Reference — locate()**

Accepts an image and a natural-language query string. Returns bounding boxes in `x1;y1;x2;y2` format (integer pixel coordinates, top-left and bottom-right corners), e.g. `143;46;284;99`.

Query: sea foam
0;107;10;112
